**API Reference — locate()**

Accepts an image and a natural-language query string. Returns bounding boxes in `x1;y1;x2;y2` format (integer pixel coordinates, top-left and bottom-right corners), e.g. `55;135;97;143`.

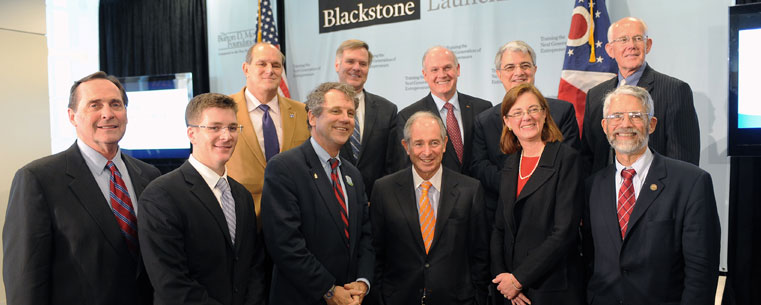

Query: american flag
256;0;291;98
557;0;618;132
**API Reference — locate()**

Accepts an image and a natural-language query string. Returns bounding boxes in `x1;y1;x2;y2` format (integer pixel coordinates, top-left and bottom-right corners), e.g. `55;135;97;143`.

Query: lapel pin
313;173;318;179
650;184;657;191
346;176;354;186
289;113;295;118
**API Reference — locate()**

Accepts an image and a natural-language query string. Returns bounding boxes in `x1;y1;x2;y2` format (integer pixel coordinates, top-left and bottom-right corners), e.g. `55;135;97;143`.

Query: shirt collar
614;147;654;176
77;138;125;172
618;62;648;86
431;91;459;112
188;154;228;189
411;165;443;193
245;88;280;114
310;137;341;165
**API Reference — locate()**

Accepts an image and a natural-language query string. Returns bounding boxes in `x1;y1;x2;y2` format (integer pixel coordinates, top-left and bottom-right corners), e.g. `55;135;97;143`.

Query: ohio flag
256;0;291;98
557;0;618;132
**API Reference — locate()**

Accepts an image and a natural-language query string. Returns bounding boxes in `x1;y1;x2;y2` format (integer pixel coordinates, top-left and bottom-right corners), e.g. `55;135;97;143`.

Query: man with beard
584;85;720;305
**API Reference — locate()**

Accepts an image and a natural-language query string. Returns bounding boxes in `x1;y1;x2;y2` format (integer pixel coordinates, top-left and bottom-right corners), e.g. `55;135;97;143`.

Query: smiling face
496;50;537;91
335;47;370;91
402;116;446;181
308;89;356;156
605;18;653;77
503;91;546;144
188;107;239;175
243;43;283;101
602;94;657;156
68;78;128;159
422;47;460;101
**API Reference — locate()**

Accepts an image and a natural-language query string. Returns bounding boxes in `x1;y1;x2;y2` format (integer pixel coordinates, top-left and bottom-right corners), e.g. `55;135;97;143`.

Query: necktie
106;161;138;253
617;169;636;238
216;177;237;244
258;104;279;161
443;102;464;163
418;181;435;253
350;114;361;161
329;158;350;243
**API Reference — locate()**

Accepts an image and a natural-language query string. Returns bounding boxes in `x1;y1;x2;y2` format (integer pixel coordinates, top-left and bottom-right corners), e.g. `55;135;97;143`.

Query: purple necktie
258;104;279;161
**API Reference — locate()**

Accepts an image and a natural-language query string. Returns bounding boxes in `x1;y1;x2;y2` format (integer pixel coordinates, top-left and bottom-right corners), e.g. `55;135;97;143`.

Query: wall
0;0;50;303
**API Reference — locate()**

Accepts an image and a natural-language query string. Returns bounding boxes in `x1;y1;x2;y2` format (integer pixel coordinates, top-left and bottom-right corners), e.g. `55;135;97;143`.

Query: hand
492;273;522;300
510;292;531;305
324;286;359;305
343;281;369;304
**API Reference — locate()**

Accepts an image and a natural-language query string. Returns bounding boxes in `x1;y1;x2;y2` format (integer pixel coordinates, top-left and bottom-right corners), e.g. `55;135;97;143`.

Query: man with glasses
139;93;267;305
584;85;719;305
227;42;310;227
581;17;700;174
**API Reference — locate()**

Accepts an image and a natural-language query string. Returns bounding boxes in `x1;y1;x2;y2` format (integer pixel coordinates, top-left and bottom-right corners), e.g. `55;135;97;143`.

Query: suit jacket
398;92;492;175
261;140;374;305
138;161;266;305
581;65;700;173
227;87;310;224
369;167;489;305
584;153;720;305
490;141;585;305
339;90;403;197
469;98;580;227
3;142;160;305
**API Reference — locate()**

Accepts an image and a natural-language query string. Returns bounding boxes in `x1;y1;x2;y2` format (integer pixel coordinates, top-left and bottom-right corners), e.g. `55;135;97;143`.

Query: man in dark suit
335;39;402;197
584;85;719;304
370;111;489;305
3;71;161;305
399;46;492;175
261;82;374;305
582;17;700;174
139;93;266;305
470;40;580;228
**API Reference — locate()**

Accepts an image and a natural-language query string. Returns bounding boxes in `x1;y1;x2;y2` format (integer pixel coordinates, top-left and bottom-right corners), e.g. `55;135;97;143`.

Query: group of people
3;16;720;305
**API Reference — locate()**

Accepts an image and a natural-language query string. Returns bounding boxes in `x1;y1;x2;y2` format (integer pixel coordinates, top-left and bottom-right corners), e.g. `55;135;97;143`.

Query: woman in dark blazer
491;83;585;305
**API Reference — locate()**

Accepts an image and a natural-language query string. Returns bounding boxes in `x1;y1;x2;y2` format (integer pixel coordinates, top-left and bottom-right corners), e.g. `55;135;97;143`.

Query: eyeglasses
604;112;650;123
610;35;647;44
188;124;243;134
507;106;544;118
500;63;534;73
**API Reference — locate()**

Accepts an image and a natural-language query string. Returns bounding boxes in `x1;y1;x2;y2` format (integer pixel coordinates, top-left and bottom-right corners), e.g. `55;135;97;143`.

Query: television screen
729;3;761;156
118;73;192;159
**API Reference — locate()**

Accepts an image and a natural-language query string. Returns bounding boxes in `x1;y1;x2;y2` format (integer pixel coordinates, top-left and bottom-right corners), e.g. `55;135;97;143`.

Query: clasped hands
493;273;531;305
324;281;368;305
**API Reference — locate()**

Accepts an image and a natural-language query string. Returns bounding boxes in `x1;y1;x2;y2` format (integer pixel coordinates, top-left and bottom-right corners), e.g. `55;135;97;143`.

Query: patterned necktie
106;161;138;253
329;158;350;243
258;104;279;161
216;177;237;244
617;168;636;238
418;181;435;253
350;114;361;161
443;102;464;163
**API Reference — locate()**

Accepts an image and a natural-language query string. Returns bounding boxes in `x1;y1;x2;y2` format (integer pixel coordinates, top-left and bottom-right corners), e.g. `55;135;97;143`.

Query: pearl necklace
519;146;544;180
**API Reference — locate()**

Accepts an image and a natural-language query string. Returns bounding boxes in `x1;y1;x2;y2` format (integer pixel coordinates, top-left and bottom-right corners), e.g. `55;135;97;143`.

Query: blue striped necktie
216;177;237;244
106;161;138;253
350;114;361;160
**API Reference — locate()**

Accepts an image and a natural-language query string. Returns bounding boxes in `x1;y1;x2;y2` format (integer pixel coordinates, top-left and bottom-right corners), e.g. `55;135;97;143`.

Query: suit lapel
394;169;427;253
430;169;458;252
304;143;351;246
279;95;298;150
122;154;149;198
625;153;665;240
181;162;235;248
596;166;623;249
636;65;655;93
360;91;378;157
236;88;267;168
230;179;250;254
502;152;520;236
515;143;559;202
458;93;474;147
340;163;361;251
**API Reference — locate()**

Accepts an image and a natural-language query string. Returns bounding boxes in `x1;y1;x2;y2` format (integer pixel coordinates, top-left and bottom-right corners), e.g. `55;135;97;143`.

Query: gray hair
422;46;459;70
494;40;537;71
403;111;446;144
602;85;655;118
304;82;358;118
608;17;649;42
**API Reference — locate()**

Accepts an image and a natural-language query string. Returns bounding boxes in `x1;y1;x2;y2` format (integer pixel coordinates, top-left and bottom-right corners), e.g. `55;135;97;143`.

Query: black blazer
581;65;700;173
398;92;492;175
469;98;580;227
584;153;720;305
369;167;490;305
491;141;584;305
340;90;403;197
261;140;374;305
138;161;266;305
3;142;160;305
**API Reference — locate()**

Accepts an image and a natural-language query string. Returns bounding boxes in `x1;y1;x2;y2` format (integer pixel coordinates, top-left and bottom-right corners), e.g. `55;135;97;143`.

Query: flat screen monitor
118;73;192;159
729;3;761;156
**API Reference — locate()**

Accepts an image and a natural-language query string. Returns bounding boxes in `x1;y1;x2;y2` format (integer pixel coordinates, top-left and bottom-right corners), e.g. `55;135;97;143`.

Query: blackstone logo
319;0;420;33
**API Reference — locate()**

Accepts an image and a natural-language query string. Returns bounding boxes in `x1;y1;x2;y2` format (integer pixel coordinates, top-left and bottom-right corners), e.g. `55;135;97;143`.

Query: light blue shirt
431;91;464;140
614;148;654;201
618;62;648;87
77;140;138;215
310;137;349;214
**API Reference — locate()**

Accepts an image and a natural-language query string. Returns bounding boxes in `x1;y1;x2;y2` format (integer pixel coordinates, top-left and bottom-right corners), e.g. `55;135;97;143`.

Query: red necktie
329;158;349;244
617;169;636;238
443;102;464;163
107;161;139;253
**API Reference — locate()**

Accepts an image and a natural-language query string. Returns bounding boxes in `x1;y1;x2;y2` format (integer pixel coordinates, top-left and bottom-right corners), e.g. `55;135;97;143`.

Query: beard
607;126;649;155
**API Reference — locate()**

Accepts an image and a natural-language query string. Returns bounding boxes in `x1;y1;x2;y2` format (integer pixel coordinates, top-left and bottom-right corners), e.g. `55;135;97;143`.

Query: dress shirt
411;165;443;216
310;138;349;214
188;154;230;208
431;92;464;140
245;88;283;152
614;148;654;201
77;139;138;214
355;90;366;139
618;62;648;87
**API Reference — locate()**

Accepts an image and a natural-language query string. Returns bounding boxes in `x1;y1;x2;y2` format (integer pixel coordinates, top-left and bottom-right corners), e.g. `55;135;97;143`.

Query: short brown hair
499;83;563;154
185;93;238;125
304;82;357;118
335;39;373;65
68;71;128;111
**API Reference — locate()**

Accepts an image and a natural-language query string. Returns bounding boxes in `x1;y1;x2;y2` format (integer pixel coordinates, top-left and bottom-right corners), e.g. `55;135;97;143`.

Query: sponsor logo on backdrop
319;0;420;33
217;29;257;56
427;0;508;11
